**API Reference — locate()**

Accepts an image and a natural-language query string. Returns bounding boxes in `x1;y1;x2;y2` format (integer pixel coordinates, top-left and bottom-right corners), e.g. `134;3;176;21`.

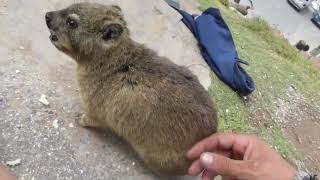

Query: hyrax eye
67;18;78;29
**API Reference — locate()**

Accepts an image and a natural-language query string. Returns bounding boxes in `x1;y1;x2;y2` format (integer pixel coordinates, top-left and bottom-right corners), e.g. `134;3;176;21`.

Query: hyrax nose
45;12;53;28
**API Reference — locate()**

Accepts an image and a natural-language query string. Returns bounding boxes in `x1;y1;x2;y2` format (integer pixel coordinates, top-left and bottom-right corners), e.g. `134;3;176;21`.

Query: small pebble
15;70;20;74
68;123;74;128
39;94;49;106
132;162;135;166
19;46;25;50
6;158;21;167
52;119;59;129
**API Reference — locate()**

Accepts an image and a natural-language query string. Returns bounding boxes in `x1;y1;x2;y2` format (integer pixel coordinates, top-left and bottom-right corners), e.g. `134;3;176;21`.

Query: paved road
245;0;320;51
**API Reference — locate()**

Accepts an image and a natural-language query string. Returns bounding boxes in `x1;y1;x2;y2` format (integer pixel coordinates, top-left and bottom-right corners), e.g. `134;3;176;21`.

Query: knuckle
216;156;231;171
214;132;224;138
248;135;258;139
247;135;259;142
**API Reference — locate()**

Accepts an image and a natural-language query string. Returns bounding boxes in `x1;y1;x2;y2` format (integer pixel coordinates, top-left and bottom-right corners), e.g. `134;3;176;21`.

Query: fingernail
201;153;213;166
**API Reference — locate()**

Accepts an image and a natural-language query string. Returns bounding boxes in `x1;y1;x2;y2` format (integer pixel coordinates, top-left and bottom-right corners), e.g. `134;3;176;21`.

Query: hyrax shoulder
46;3;218;176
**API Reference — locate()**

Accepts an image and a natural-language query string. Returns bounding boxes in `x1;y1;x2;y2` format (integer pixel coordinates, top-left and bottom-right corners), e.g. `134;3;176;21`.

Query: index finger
186;133;250;160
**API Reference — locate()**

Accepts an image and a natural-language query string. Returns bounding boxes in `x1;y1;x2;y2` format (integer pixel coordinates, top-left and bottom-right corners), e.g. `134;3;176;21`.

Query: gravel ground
0;0;208;179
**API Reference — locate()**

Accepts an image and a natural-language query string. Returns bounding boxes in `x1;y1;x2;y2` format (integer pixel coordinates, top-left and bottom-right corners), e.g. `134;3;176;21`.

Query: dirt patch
247;92;275;130
249;105;274;129
249;87;320;172
274;87;320;173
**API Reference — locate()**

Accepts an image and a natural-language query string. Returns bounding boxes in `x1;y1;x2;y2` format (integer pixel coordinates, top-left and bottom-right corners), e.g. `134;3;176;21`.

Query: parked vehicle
311;12;320;28
287;0;312;11
310;0;320;11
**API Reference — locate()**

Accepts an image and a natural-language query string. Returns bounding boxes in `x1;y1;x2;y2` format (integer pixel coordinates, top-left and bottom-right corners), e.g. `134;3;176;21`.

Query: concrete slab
0;0;210;179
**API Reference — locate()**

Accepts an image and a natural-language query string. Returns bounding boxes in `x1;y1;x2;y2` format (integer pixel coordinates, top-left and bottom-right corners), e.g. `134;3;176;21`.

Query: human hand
0;165;17;180
186;133;296;180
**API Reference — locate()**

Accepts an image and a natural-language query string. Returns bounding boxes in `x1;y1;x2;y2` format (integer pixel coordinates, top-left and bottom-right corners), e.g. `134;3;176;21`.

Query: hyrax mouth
50;33;58;42
49;33;59;42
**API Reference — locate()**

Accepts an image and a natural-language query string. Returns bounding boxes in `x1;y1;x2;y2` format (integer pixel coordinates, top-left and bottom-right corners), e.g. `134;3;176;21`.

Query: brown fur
45;3;218;176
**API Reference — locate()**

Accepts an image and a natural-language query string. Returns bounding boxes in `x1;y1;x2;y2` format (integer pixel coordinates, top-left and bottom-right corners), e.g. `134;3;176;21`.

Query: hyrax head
45;3;128;59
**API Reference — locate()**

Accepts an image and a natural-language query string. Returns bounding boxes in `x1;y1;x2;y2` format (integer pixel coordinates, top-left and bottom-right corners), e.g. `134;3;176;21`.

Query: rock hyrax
45;3;218;176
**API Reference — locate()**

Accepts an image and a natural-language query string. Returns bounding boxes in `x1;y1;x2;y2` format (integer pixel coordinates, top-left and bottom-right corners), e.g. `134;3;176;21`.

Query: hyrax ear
101;23;123;41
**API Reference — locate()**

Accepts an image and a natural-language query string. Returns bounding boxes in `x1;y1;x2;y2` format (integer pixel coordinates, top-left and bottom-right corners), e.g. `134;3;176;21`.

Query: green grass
200;0;320;162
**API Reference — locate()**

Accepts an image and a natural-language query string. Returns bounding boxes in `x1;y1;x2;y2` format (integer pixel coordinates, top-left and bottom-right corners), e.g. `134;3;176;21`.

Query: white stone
6;158;21;167
68;123;74;128
52;119;59;129
39;94;49;106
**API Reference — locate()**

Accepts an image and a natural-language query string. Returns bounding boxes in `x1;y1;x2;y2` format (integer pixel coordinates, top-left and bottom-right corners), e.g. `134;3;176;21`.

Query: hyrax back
46;3;218;176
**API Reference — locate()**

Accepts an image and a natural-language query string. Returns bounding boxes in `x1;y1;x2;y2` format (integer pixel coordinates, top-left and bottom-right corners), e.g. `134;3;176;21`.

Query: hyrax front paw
78;114;90;127
78;114;99;128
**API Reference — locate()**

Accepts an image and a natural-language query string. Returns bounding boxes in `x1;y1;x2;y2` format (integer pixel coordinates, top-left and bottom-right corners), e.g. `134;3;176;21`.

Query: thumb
200;152;251;177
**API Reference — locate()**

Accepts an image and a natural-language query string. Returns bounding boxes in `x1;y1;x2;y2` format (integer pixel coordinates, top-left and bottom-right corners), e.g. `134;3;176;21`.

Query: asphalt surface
247;0;320;50
0;0;208;179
